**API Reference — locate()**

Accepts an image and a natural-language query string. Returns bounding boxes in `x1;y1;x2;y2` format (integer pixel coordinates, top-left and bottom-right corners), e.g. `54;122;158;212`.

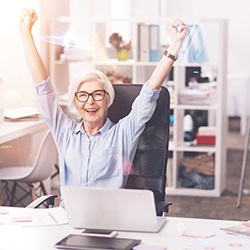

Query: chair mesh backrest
107;84;170;203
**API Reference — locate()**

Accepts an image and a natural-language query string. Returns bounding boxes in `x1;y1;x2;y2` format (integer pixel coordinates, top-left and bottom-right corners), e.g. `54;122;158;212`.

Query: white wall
40;0;69;73
0;0;69;108
0;0;40;108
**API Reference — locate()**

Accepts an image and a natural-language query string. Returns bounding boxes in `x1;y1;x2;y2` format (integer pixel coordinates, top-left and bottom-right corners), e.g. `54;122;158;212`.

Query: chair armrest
156;201;172;216
26;194;58;208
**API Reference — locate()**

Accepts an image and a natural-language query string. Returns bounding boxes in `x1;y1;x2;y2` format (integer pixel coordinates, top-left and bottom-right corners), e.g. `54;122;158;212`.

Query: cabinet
47;0;228;197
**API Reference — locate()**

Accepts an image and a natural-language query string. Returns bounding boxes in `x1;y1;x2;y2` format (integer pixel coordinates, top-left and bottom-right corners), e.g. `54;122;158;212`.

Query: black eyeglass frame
74;89;108;102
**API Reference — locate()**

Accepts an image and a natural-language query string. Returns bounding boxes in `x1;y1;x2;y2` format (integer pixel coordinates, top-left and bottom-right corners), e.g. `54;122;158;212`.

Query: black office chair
108;84;172;216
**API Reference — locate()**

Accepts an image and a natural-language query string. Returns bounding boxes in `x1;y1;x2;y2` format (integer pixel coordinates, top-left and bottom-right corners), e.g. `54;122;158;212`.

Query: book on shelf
138;23;150;62
137;23;162;62
149;24;162;62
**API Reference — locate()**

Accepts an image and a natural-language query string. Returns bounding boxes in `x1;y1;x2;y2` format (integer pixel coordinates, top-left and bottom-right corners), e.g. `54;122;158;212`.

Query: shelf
54;60;92;65
135;62;159;67
175;104;218;111
174;142;217;153
95;59;135;66
166;187;221;197
95;60;160;67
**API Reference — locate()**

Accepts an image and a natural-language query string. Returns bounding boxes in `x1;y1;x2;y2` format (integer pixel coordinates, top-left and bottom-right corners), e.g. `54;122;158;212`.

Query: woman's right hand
19;8;38;34
19;8;48;83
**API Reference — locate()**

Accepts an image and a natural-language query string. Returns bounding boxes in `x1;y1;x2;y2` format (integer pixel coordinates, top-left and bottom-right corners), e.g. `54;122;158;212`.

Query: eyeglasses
75;90;108;102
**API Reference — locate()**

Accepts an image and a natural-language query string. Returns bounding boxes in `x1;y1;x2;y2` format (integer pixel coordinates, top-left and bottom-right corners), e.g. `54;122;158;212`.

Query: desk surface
0;119;46;144
0;206;249;250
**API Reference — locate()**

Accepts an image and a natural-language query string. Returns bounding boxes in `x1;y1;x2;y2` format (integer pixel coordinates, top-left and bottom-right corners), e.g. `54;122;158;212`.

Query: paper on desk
182;229;216;238
0;208;9;214
0;207;68;227
133;243;166;250
221;220;250;237
4;106;39;120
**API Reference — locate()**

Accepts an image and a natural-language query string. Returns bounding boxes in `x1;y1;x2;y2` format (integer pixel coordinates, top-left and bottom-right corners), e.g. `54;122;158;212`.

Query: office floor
167;117;250;221
52;118;250;221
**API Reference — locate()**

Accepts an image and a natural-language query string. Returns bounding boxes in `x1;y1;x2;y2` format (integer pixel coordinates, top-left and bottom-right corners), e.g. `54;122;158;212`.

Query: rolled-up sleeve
140;81;161;102
35;77;54;95
35;77;73;148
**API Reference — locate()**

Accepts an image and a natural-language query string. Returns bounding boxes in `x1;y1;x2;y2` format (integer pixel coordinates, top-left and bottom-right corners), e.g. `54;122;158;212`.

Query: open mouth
85;108;98;114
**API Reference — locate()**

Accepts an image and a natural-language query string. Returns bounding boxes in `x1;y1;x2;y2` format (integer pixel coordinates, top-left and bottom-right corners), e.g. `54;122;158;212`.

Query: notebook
60;186;166;233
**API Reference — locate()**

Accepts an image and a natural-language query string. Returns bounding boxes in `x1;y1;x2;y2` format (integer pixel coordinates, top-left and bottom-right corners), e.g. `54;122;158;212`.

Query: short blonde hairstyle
68;70;115;111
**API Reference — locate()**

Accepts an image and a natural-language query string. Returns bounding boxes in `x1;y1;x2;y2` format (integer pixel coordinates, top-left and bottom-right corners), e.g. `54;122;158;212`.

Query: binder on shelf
138;23;149;62
149;24;161;62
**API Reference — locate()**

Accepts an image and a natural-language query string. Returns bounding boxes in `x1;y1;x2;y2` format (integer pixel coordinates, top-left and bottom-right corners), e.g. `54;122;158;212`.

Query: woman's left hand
169;18;188;43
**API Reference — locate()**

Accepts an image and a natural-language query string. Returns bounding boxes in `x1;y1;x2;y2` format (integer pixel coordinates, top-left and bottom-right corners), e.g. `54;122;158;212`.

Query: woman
19;9;187;190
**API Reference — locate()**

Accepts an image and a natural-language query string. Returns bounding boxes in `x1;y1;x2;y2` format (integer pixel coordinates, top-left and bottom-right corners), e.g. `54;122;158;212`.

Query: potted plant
109;32;132;61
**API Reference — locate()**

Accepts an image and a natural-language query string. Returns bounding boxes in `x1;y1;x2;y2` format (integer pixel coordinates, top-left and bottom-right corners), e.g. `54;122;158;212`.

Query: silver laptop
60;186;166;233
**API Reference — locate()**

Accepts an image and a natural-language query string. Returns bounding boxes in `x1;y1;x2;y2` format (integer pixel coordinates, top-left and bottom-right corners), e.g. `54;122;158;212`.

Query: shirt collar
99;118;113;135
74;121;84;134
73;118;113;135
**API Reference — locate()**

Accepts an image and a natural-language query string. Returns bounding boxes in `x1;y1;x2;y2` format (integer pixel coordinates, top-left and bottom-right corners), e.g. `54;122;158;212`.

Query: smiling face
75;79;109;131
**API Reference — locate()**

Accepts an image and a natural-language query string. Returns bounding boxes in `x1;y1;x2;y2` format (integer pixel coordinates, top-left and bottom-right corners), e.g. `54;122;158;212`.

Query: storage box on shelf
196;126;216;146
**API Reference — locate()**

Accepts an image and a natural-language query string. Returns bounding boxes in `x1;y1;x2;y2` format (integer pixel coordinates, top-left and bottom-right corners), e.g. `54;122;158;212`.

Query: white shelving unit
47;0;228;197
167;19;228;197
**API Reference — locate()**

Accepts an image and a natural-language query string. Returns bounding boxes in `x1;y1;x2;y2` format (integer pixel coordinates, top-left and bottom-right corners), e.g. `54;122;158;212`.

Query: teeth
86;109;97;112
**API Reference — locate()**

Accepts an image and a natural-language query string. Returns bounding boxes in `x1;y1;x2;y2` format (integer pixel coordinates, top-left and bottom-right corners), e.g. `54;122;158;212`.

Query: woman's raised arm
148;18;188;90
19;8;48;83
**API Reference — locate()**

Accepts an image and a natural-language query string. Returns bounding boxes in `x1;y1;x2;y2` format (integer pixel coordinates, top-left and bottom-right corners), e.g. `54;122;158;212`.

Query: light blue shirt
36;77;160;188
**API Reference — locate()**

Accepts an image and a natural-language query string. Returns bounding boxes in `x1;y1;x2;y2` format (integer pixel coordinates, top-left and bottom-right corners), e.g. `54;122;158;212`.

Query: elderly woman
19;9;187;190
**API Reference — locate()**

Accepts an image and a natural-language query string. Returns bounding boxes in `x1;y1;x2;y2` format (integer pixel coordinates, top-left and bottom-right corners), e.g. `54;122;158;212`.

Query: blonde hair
68;70;115;111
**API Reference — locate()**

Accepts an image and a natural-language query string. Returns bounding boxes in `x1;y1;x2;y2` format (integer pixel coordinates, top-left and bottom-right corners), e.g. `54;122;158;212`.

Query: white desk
0;119;48;169
0;206;249;250
0;119;47;144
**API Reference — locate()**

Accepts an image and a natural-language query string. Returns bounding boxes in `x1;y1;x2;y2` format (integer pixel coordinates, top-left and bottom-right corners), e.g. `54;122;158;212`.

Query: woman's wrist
167;41;183;56
163;50;177;61
20;28;33;39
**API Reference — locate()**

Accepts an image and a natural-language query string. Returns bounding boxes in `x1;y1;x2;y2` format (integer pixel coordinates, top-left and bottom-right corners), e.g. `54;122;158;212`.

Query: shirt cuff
142;81;161;102
35;76;54;95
